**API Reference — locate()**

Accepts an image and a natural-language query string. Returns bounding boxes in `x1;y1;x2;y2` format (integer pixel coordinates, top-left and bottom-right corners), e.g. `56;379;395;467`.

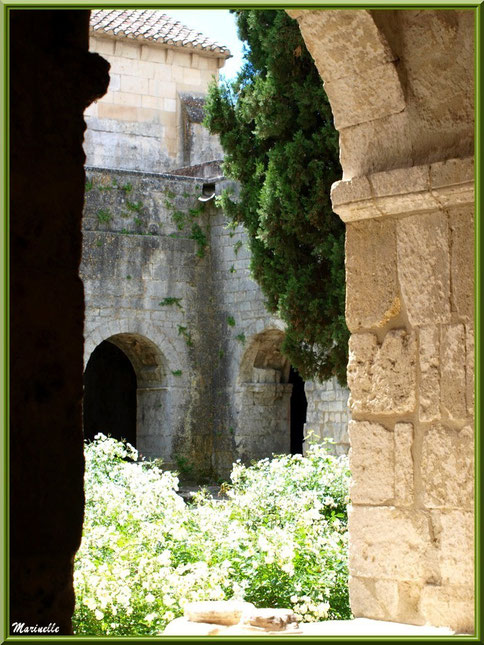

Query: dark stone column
10;10;109;634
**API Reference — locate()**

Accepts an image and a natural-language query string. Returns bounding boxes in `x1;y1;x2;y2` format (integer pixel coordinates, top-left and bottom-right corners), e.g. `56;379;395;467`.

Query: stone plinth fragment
184;600;255;626
165;602;302;636
242;608;299;631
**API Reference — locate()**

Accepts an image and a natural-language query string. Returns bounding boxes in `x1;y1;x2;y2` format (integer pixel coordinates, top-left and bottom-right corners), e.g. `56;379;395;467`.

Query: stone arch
84;320;188;463
236;326;308;460
238;327;290;385
101;332;165;386
83;338;138;446
84;317;188;388
288;9;475;633
288;9;474;180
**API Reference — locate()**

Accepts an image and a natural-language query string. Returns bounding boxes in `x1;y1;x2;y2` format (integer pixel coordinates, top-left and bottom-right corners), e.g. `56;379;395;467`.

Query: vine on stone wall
164;190;209;259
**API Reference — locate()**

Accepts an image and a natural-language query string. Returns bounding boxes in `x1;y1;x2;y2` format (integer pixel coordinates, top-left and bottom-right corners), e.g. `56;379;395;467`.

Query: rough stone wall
10;10;109;634
81;168;350;477
82;168;208;474
84;36;224;172
338;172;475;632
304;378;350;455
289;8;475;633
208;211;292;466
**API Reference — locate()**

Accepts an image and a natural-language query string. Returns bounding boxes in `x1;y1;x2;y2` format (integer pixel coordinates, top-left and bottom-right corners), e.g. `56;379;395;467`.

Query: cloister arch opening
83;339;137;446
236;328;308;461
83;332;168;459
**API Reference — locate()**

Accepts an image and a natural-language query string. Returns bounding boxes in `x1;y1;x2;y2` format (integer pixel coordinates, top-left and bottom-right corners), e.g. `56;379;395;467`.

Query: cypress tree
204;10;349;385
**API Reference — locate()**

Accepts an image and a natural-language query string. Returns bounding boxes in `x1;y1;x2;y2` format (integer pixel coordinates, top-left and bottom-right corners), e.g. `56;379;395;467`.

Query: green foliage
227;316;236;327
126;200;143;212
96;209;111;223
134;217;143;229
73;435;350;635
171;210;185;230
171;369;183;376
175;454;194;478
233;240;243;255
159;297;183;309
98;179;117;191
204;10;348;385
190;223;208;258
229;265;236;274
177;325;194;347
164;197;209;259
121;182;133;193
235;333;246;344
85;179;93;192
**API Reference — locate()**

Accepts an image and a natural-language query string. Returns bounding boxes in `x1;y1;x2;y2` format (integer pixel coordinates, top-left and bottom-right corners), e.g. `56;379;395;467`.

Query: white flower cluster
73;435;351;636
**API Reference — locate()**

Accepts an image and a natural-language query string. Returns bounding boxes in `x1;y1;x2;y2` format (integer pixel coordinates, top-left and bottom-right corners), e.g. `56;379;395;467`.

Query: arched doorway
83;332;168;458
237;328;308;461
83;340;137;446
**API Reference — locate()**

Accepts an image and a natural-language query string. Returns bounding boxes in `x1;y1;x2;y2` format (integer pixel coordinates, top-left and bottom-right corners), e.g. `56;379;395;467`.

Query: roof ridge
89;9;231;57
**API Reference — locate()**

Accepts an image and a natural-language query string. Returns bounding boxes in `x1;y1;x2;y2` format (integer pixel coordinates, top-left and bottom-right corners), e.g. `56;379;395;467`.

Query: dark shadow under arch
83;340;137;446
289;366;307;455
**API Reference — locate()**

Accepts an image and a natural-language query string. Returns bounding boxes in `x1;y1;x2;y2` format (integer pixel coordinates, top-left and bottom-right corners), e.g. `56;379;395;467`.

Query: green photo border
0;1;481;643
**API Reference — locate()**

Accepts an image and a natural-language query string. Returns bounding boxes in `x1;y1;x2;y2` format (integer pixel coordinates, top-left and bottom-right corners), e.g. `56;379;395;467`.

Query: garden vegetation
73;434;351;635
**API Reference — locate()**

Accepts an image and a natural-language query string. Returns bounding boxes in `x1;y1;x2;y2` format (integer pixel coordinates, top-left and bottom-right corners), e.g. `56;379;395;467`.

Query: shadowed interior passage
289;366;307;454
83;340;137;446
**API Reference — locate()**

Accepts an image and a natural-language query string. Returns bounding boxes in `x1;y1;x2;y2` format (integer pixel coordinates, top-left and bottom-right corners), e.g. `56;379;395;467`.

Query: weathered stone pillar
332;159;474;632
10;10;109;633
288;8;474;633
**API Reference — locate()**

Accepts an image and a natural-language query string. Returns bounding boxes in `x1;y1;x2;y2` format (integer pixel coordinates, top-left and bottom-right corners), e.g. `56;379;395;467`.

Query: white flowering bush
73;434;351;635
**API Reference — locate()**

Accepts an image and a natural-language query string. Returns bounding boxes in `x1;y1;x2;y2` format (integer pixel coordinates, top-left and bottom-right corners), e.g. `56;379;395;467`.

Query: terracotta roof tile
90;10;231;57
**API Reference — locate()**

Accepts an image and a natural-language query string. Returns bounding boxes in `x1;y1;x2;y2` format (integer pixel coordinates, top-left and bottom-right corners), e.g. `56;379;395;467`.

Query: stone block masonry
304;377;350;455
333;156;475;634
290;12;475;630
84;35;224;173
82;167;350;479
